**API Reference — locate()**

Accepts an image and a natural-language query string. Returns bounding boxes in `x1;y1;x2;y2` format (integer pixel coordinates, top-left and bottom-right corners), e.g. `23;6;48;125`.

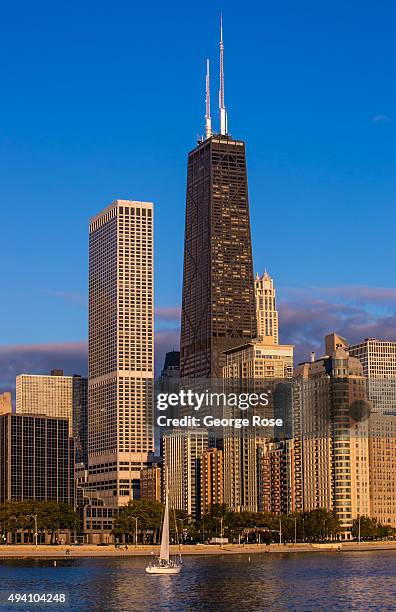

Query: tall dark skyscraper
180;20;257;379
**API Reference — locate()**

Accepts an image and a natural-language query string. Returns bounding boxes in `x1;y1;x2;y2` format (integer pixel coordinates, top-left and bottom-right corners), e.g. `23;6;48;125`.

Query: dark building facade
160;350;180;379
0;413;74;505
72;375;88;466
140;466;162;502
180;135;257;379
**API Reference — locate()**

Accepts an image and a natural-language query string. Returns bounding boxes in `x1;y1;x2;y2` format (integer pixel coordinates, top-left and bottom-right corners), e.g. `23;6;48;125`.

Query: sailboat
145;486;182;574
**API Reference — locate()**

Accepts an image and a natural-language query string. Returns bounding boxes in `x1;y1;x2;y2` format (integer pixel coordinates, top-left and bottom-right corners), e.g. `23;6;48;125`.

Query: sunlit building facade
16;371;88;466
0;413;74;505
293;347;371;538
161;429;208;518
348;338;396;415
255;271;279;344
88;200;154;506
223;339;294;513
200;448;224;515
368;413;396;527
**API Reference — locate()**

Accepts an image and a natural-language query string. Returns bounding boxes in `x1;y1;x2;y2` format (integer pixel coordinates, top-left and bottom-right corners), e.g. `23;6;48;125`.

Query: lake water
0;551;395;611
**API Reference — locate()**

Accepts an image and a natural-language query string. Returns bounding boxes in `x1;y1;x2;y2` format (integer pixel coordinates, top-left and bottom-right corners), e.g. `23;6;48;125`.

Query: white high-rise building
161;429;208;518
348;338;396;414
255;271;279;344
88;199;154;506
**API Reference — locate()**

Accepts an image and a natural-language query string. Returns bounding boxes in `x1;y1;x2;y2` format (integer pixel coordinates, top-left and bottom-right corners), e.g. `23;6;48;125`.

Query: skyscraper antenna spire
219;13;228;135
205;59;212;140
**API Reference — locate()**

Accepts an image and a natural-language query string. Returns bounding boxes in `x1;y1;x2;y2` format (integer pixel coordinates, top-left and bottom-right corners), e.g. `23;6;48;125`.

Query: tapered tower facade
180;21;257;379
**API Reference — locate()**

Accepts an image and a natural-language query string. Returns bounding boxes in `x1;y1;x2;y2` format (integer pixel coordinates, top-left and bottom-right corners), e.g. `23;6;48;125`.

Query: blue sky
1;0;396;385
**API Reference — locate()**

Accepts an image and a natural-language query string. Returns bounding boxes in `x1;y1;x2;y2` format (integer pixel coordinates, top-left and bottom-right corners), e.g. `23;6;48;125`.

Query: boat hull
145;565;182;575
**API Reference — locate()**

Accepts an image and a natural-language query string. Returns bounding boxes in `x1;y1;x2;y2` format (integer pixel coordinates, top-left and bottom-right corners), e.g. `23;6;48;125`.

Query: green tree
351;515;393;540
0;501;78;544
302;509;341;541
113;499;164;543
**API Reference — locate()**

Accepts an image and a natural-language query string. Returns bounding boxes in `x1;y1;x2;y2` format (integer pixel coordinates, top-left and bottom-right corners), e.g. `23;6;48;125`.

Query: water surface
0;551;395;611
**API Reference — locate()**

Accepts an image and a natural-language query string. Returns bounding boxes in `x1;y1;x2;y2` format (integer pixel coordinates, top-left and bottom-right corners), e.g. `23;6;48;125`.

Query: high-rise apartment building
200;448;224;515
222;338;293;512
16;371;88;465
293;346;371;538
161;429;208;518
257;439;295;515
223;340;294;381
0;413;74;504
347;337;396;414
368;412;396;526
180;24;257;380
140;466;162;503
88;199;154;506
255;271;279;344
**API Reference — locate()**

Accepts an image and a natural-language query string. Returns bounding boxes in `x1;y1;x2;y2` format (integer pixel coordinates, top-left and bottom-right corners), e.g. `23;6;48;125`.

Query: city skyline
1;2;396;547
2;3;396;391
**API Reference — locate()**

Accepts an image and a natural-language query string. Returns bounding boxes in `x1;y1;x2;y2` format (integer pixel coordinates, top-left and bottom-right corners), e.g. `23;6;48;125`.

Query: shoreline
1;541;396;559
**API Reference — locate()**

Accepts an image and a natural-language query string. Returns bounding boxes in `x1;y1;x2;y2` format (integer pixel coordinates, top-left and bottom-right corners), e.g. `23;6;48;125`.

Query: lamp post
302;517;305;542
27;514;38;546
134;517;138;547
177;518;184;545
279;518;282;545
294;517;297;544
358;515;361;544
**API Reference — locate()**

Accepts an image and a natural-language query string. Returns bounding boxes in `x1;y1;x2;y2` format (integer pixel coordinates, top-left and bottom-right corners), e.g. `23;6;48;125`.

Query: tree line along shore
1;500;394;546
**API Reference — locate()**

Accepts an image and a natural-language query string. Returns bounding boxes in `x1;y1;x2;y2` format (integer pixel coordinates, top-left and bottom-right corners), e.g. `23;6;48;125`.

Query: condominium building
161;429;208;518
15;371;88;465
223;340;293;381
0;392;12;415
293;346;371;538
140;466;162;503
88;200;154;506
255;271;279;344
368;413;396;527
200;448;224;515
0;413;74;504
257;439;295;515
222;339;294;513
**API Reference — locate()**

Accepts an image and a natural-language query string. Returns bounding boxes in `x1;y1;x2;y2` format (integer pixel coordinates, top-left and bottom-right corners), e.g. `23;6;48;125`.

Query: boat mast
159;482;170;562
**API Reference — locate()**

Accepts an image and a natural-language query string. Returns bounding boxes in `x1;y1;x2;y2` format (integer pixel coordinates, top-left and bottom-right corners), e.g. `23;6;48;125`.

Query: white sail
159;489;170;562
